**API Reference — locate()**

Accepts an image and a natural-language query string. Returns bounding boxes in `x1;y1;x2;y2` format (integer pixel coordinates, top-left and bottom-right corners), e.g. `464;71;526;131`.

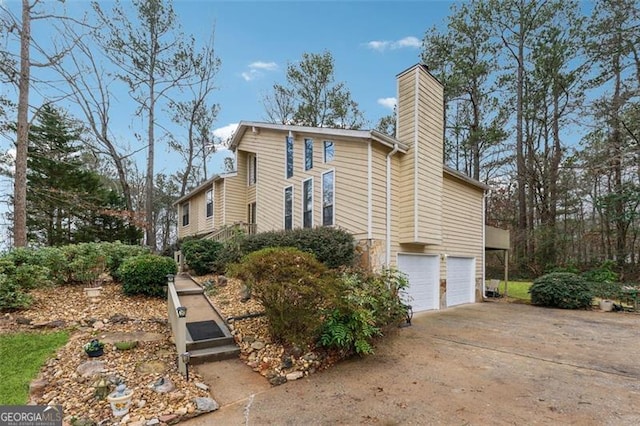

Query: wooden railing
206;222;257;242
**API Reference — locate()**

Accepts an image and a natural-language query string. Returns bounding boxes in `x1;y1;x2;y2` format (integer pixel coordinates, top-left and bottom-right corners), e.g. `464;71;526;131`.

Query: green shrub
118;254;177;297
241;227;355;269
0;254;51;290
319;269;409;356
181;239;224;275
101;242;150;282
0;274;32;311
529;272;592;309
582;260;619;284
37;247;68;285
228;247;338;346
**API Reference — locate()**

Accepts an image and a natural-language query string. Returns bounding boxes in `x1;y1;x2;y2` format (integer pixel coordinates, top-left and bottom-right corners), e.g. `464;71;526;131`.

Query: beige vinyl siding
440;175;484;278
369;143;392;240
331;141;368;238
241;129;286;231
396;65;444;245
224;152;248;224
214;180;224;228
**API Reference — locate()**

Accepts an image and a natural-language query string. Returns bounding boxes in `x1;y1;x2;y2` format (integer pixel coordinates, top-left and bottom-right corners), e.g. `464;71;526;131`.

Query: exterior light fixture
181;352;191;381
166;274;175;284
176;306;187;318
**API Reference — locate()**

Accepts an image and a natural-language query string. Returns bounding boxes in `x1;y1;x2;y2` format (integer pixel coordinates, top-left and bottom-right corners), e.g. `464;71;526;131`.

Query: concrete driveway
186;302;640;425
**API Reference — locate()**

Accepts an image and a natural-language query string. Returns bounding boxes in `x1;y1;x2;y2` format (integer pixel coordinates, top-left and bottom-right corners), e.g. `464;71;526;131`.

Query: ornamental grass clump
529;272;593;309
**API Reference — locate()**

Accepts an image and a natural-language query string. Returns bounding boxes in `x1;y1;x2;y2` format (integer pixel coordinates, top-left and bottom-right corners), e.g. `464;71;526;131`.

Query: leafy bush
101;242;149;282
319;269;409;356
181;239;224;275
582;260;619;284
0;254;51;290
118;254;177;297
0;274;32;311
228;247;338;346
240;227;356;269
529;272;593;309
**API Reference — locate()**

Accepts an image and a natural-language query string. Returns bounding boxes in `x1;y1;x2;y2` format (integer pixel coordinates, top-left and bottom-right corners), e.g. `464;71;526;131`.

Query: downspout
482;190;487;299
386;143;400;266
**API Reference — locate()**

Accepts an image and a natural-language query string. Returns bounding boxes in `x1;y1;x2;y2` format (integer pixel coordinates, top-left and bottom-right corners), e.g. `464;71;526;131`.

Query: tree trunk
13;0;31;247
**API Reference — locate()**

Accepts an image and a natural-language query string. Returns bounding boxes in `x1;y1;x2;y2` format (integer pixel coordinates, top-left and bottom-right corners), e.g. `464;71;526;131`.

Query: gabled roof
173;172;237;206
228;121;409;153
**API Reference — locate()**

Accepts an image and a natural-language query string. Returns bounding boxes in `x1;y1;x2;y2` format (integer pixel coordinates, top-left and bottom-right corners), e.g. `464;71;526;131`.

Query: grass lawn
498;281;532;301
0;331;68;404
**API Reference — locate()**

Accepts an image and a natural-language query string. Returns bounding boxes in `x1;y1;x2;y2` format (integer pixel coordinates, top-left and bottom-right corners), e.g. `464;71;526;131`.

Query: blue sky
174;1;454;173
1;1;454;176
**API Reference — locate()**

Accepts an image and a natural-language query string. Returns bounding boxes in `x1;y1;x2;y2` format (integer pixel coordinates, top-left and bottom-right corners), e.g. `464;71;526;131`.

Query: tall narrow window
286;135;294;179
324;141;334;163
284;186;293;230
181;203;190;226
304;138;313;171
248;153;257;186
247;202;256;224
303;178;313;228
322;170;334;226
206;189;213;218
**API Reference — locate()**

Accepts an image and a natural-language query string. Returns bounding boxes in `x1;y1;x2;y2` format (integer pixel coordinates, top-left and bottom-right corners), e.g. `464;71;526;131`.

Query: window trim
302;177;313;228
285;135;294;179
181;202;190;227
284;185;293;230
321;169;335;227
205;189;213;218
304;138;313;171
323;140;334;163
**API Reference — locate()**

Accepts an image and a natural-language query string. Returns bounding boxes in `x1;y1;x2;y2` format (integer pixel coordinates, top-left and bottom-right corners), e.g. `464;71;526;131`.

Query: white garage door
446;257;475;307
397;254;440;312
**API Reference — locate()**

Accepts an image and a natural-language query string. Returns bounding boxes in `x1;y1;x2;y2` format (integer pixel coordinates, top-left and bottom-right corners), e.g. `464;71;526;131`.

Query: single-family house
175;64;490;312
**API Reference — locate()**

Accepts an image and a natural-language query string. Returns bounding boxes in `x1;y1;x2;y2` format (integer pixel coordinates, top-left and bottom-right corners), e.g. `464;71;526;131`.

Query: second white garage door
397;254;440;312
446;257;475;307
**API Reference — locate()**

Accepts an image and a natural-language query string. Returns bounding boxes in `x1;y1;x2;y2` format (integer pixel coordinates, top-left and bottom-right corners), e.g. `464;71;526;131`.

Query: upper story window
284;186;293;230
181;203;190;226
206;189;213;218
304;138;313;171
324;141;334;163
303;178;313;228
286;135;294;179
322;170;334;226
248;153;257;186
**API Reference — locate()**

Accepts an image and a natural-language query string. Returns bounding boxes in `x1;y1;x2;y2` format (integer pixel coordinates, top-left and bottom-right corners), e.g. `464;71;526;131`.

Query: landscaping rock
76;361;106;377
269;376;287;386
136;360;167;375
16;316;32;325
251;341;265;351
286;371;304;381
194;382;209;391
151;377;175;393
109;313;130;324
193;397;219;412
29;379;48;399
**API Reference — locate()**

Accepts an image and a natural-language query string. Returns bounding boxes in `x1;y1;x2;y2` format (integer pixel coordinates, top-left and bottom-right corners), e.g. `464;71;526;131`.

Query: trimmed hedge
118;254;177;297
240;227;356;269
529;272;593;309
181;239;224;275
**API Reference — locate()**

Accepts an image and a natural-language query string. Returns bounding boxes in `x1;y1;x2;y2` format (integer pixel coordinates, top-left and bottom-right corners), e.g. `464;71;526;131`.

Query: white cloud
366;36;421;52
377;97;397;110
241;61;278;81
249;61;278;71
396;36;421;49
212;123;238;147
